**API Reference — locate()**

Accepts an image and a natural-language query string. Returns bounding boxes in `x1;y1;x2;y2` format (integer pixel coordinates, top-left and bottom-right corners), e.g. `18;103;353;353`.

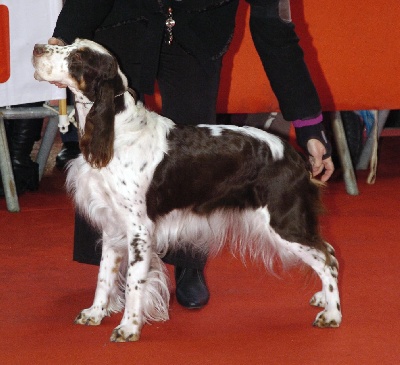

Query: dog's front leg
75;233;123;326
110;227;152;342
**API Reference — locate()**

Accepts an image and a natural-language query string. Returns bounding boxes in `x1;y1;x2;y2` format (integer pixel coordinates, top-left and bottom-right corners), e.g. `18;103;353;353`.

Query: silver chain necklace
165;7;176;45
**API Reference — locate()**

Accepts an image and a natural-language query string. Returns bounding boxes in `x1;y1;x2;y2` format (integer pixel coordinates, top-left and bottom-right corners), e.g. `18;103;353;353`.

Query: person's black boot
175;267;210;309
2;117;43;195
55;141;81;169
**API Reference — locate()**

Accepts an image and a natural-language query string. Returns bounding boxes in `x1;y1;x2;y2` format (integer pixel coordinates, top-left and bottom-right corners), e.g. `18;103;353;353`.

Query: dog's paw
313;309;342;328
74;307;106;326
310;291;326;307
110;324;141;342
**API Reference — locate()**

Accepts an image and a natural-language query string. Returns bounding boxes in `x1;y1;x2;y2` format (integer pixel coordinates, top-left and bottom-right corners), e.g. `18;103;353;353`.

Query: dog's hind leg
276;237;342;328
309;242;339;309
75;233;124;326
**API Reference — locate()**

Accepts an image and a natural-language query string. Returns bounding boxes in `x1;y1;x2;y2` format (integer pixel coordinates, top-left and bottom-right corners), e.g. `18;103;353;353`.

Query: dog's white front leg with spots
110;229;151;342
75;241;122;326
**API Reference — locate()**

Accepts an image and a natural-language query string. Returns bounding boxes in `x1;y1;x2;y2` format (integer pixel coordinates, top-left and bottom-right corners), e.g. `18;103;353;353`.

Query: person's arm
52;0;115;44
246;0;334;181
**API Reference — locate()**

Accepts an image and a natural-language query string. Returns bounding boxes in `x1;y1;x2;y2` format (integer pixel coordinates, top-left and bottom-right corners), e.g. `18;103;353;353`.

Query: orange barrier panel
0;5;10;84
146;1;400;114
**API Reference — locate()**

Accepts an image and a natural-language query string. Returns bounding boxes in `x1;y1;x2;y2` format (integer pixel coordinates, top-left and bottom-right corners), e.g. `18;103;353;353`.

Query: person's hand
47;38;68;88
306;138;334;182
48;37;65;46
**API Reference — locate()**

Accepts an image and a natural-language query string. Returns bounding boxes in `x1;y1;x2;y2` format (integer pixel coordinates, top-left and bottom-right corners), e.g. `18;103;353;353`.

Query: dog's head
32;39;130;168
32;38;127;100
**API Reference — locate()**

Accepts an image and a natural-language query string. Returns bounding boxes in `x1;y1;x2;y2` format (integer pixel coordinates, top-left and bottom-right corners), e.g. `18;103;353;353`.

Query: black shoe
13;161;40;194
175;267;210;309
55;142;81;169
0;161;39;196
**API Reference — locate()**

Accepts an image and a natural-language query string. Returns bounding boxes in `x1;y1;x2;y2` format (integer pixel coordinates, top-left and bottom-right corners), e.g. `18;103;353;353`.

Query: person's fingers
320;157;335;182
48;37;65;46
50;81;67;88
309;154;323;175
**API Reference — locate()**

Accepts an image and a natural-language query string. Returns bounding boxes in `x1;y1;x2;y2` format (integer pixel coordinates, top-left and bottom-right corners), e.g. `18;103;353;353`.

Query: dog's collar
115;88;136;101
114;91;126;99
75;88;136;106
75;100;94;106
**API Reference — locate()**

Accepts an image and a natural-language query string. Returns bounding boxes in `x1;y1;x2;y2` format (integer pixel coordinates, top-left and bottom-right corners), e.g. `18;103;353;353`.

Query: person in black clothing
49;0;334;309
55;124;81;169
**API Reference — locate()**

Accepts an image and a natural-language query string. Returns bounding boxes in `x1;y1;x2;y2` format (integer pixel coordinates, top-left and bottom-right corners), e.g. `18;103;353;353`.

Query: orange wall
147;1;400;114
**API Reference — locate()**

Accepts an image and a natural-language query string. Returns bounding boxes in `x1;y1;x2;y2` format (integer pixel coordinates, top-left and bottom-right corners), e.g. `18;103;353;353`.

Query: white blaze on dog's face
32;43;77;85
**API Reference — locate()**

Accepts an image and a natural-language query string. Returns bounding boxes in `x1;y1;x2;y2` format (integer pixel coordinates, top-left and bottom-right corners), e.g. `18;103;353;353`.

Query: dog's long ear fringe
81;79;115;168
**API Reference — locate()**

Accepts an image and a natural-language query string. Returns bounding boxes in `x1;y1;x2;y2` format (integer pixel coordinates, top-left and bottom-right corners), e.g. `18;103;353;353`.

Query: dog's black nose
33;44;46;57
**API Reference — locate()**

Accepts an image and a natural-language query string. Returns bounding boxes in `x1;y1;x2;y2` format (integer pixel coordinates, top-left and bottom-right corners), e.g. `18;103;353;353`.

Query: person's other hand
307;139;334;182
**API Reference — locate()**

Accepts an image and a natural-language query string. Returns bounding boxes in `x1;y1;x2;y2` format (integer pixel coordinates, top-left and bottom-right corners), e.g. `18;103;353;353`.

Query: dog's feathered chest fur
67;102;170;231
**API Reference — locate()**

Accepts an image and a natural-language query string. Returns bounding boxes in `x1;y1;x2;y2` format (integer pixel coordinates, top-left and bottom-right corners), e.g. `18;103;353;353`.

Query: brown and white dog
32;39;342;342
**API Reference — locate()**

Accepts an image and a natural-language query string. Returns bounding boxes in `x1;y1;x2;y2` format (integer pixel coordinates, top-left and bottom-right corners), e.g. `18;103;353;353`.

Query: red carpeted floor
0;137;399;365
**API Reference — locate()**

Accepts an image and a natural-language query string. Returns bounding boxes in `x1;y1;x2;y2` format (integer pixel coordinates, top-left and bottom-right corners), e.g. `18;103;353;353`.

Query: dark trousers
249;1;321;121
73;40;221;269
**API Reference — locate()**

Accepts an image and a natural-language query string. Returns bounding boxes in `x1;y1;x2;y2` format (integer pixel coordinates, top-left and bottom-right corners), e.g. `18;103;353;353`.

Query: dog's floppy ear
99;52;119;81
80;55;118;168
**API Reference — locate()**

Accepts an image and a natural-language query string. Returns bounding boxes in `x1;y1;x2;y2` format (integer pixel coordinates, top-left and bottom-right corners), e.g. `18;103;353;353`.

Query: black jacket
53;0;322;122
53;0;240;94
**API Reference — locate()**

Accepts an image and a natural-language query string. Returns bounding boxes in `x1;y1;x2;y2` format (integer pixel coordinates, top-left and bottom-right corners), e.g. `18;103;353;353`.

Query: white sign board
0;0;65;107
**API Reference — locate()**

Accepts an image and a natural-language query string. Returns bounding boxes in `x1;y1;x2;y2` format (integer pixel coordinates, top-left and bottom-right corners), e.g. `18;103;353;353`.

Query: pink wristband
292;114;323;128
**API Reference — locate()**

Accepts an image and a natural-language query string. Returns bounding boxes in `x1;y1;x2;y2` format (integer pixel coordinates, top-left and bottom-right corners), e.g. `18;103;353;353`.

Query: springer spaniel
32;39;342;342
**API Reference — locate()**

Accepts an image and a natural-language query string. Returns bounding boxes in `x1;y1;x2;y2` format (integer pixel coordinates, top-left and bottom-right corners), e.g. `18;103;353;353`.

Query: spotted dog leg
110;230;151;342
282;239;342;328
309;242;339;309
75;234;123;326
